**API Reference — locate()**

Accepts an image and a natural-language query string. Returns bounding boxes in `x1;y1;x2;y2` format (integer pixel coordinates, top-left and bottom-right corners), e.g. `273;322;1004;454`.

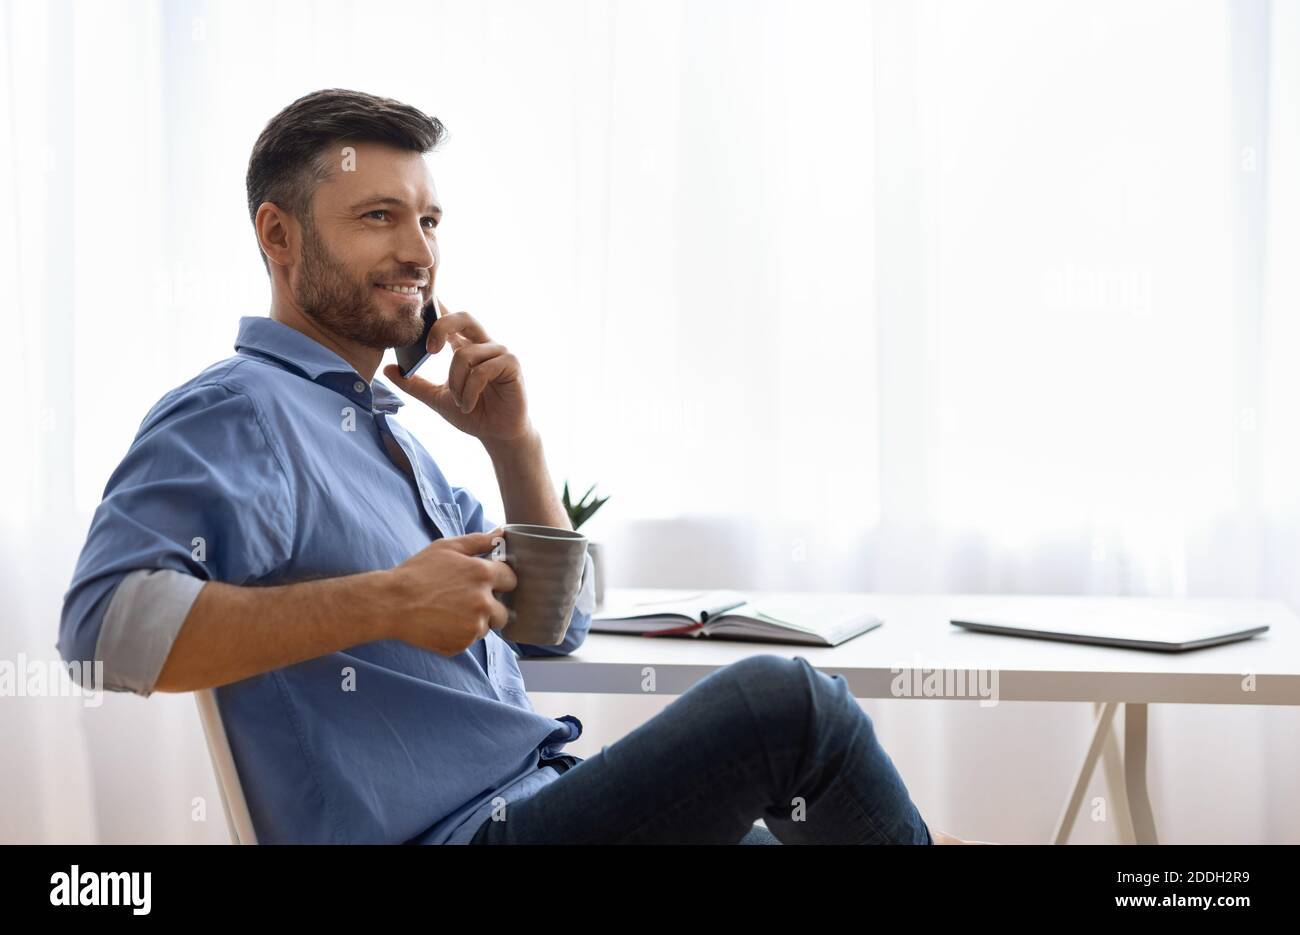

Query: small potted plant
562;481;610;610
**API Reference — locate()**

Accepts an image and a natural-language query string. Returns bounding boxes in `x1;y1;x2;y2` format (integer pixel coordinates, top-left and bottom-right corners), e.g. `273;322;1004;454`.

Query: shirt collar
370;379;404;412
234;316;405;412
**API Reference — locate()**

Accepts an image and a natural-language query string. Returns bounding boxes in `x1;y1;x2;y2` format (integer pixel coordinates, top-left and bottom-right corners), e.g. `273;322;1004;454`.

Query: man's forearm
153;570;392;693
483;428;571;530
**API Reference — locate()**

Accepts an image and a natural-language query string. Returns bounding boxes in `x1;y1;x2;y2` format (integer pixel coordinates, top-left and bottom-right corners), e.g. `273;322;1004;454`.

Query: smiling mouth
375;283;424;296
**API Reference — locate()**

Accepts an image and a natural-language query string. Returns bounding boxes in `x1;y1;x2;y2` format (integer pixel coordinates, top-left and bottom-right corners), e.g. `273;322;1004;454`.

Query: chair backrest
194;688;258;844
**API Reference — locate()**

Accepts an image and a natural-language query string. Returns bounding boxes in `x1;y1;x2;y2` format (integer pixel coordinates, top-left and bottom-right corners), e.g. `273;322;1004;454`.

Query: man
60;89;967;844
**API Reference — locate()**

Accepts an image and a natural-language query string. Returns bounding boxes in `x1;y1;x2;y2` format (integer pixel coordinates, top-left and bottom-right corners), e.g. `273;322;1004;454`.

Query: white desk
519;589;1300;844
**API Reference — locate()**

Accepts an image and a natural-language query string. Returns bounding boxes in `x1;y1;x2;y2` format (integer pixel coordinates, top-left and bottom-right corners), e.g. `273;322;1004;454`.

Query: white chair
194;688;258;844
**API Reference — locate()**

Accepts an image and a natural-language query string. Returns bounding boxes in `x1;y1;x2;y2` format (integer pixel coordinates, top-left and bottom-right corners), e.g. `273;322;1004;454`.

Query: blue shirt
59;316;593;844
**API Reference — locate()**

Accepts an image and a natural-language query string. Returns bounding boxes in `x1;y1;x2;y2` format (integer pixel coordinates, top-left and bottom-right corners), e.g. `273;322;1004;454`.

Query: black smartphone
395;296;439;377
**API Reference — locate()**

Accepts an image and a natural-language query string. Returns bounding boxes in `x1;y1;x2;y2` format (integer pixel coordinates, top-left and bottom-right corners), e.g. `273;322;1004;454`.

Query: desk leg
1124;703;1159;845
1052;702;1118;844
1099;702;1137;845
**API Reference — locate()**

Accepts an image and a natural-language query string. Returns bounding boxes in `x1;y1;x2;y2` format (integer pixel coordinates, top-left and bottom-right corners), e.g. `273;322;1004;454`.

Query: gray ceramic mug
486;523;588;645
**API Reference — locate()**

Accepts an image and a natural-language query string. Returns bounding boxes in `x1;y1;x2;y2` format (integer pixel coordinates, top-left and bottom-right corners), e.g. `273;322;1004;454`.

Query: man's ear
255;202;296;269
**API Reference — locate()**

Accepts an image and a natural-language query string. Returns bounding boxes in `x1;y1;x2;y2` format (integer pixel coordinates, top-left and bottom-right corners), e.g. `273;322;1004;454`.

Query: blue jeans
468;654;933;844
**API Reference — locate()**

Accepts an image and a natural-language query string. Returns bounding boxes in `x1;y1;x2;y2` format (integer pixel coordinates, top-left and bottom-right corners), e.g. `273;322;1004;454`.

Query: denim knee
717;654;817;730
734;654;873;732
721;653;807;693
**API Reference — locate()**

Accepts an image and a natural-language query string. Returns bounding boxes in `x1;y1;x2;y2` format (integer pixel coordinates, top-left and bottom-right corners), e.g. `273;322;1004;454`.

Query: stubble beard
294;219;425;350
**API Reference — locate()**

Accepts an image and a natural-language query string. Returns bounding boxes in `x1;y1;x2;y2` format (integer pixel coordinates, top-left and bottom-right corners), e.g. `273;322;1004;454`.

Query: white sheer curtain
860;0;1300;843
3;0;1297;844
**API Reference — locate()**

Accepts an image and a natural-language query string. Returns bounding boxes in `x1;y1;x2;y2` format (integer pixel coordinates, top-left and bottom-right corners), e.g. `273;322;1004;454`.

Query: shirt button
353;380;366;393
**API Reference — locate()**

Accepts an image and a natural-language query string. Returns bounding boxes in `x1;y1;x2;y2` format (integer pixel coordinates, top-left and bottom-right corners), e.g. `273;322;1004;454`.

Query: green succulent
562;480;609;531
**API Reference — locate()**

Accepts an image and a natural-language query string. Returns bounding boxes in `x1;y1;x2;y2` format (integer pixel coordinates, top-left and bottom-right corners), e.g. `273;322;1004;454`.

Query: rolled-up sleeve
59;382;295;696
92;568;206;697
450;484;594;658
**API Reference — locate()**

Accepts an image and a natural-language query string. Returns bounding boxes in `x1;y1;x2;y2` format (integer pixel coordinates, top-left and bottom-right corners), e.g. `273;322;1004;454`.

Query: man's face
292;140;441;350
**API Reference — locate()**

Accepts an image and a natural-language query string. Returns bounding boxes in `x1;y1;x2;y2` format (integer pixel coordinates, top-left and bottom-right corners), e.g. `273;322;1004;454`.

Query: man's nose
395;217;437;270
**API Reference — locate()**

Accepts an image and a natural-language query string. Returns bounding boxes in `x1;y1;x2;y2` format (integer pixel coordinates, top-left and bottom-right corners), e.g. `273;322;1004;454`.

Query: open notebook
591;589;883;647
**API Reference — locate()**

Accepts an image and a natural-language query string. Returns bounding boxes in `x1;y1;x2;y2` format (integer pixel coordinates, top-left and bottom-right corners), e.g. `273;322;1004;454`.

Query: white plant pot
586;540;606;611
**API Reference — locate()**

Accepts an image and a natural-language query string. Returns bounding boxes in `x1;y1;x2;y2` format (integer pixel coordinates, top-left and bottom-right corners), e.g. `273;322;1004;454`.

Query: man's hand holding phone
380;528;517;656
383;297;534;445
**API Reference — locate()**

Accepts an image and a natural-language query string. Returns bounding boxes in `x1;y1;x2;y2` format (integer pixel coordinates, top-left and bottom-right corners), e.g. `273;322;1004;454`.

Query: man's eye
422;217;439;230
365;210;389;221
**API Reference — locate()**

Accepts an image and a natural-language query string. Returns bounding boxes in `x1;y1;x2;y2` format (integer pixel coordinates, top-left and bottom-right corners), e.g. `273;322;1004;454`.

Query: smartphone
395;295;439;377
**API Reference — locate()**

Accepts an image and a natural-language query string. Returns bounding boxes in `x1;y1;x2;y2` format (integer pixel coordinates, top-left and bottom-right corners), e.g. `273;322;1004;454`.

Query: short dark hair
245;88;446;272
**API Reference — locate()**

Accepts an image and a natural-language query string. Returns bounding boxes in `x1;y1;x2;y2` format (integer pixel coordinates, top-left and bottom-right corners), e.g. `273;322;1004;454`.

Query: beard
293;220;426;350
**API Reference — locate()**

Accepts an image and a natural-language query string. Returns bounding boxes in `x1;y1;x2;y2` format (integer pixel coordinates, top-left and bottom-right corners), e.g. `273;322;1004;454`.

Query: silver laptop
950;606;1269;652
